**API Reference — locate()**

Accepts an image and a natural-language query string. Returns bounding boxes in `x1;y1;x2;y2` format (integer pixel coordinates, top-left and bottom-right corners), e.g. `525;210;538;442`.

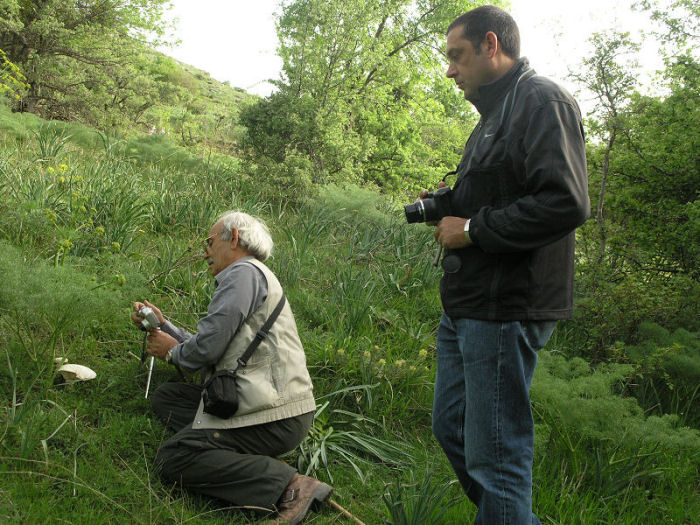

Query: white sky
159;0;282;95
159;0;665;109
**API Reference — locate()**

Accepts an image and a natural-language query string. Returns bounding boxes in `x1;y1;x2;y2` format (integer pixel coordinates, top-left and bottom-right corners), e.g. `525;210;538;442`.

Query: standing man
132;211;331;525
427;6;589;524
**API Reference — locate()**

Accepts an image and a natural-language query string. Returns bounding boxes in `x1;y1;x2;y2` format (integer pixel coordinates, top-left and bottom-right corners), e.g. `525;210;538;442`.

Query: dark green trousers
151;381;314;510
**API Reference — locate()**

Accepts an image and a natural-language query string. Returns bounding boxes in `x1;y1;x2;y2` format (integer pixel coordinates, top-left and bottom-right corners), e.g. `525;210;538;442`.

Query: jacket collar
214;255;256;287
473;57;531;117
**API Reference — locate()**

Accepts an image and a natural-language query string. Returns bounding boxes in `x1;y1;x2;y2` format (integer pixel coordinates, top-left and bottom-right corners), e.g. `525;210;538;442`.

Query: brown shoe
275;473;333;524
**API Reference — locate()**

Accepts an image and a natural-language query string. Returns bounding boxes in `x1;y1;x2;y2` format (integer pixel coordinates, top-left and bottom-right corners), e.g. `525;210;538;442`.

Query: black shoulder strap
235;294;287;370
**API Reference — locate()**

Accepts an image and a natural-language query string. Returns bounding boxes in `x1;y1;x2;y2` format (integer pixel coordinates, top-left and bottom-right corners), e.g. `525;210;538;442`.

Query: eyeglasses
203;232;219;251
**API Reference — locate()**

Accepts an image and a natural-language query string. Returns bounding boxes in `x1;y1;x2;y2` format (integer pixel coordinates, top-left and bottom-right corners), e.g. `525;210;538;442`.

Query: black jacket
440;59;590;321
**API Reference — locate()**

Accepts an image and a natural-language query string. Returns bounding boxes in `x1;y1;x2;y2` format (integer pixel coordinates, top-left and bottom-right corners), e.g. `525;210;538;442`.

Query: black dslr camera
404;186;453;224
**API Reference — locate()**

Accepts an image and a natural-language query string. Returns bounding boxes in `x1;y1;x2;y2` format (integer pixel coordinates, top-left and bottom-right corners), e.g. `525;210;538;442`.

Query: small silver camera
137;306;160;331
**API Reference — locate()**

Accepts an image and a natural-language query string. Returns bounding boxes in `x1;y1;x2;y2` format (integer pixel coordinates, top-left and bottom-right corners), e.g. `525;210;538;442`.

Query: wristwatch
464;218;472;242
165;348;173;363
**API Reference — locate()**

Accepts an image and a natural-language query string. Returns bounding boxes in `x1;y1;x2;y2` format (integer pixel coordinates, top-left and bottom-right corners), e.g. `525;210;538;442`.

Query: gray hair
218;211;273;261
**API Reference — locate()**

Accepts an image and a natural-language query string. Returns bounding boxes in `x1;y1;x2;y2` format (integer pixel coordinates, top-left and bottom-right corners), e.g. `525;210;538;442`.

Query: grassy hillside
0;109;698;524
139;55;257;156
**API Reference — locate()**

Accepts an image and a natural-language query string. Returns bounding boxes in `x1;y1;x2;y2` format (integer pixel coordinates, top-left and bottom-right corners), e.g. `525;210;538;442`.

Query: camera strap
235;294;287;371
200;293;287;387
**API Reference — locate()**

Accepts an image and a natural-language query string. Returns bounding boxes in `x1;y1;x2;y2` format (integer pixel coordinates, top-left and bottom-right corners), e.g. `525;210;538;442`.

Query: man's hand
131;300;165;328
418;181;448;227
435;216;472;249
146;330;178;360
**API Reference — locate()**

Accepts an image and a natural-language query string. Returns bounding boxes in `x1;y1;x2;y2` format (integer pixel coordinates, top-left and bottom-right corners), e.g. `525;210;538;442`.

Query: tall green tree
571;2;699;283
0;0;174;126
566;1;699;356
240;0;482;193
569;31;640;266
613;0;700;280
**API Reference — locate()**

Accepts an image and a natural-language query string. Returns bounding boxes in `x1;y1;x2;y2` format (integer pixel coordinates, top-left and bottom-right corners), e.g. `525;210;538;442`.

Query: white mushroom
57;364;97;383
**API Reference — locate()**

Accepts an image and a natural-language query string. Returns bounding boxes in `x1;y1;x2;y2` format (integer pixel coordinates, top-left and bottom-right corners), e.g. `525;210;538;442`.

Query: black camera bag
201;369;240;418
201;294;286;419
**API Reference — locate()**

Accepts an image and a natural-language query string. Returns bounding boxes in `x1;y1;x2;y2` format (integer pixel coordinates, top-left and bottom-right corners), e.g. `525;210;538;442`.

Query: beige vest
192;259;315;429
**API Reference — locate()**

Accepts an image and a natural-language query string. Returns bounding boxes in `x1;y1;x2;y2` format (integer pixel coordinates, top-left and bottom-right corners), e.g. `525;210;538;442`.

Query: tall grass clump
381;470;461;525
293;400;413;482
34;124;73;163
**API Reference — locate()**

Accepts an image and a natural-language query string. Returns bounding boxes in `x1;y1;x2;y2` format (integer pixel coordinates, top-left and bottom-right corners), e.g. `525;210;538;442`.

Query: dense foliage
0;47;26;99
564;0;699;364
0;0;173;119
239;0;481;194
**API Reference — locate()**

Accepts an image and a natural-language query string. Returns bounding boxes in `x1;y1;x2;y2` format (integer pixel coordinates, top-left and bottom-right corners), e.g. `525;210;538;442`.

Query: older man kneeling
131;211;330;524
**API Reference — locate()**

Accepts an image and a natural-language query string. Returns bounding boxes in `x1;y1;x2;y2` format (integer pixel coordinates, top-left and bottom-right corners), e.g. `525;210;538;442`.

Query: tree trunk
597;129;616;264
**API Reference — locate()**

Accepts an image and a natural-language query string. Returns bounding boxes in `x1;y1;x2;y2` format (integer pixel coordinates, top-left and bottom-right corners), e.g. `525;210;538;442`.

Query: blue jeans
432;313;555;525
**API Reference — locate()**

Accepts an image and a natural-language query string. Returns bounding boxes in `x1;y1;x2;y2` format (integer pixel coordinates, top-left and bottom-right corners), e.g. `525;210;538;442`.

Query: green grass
0;110;698;524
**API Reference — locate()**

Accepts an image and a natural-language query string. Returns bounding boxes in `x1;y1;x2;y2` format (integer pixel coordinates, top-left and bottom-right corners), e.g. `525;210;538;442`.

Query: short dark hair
447;5;520;59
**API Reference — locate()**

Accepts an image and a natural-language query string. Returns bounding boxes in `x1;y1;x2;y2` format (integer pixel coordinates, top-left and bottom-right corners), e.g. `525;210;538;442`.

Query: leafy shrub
244;149;315;200
533;351;700;450
623;322;700;426
533;351;700;503
564;266;700;360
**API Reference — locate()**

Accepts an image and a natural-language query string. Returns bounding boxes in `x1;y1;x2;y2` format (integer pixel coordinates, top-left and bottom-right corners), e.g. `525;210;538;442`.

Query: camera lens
404;200;426;223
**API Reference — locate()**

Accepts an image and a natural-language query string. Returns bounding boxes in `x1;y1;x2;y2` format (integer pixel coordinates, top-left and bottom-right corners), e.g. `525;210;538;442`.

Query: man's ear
482;31;499;58
229;228;239;250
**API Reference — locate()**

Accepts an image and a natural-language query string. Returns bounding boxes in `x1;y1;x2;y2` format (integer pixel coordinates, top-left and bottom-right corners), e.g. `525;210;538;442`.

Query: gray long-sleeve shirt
161;256;268;372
